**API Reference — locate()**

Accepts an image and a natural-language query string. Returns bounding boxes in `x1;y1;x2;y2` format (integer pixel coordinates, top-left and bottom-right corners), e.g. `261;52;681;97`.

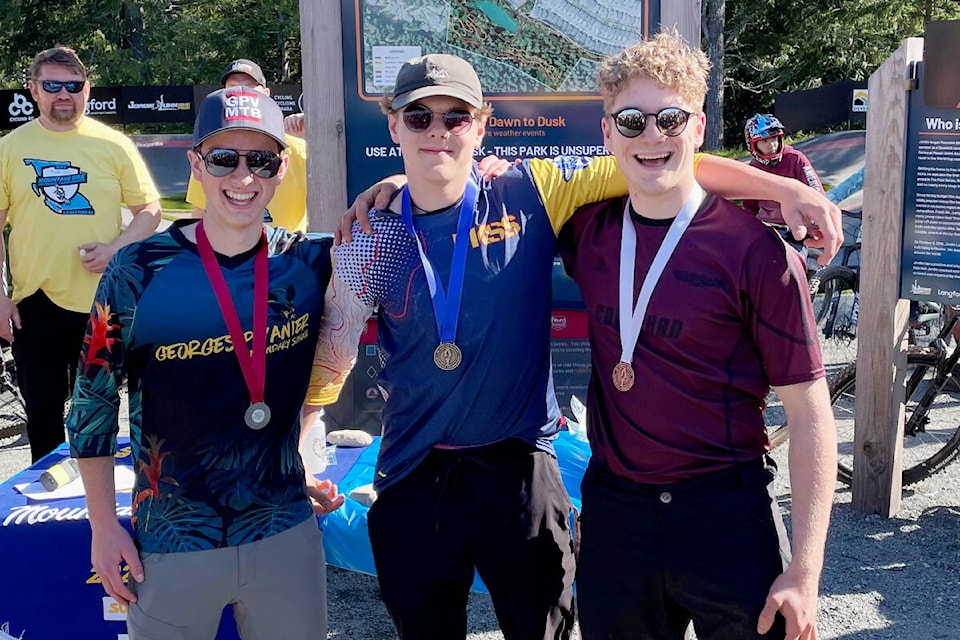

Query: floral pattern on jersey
67;225;333;553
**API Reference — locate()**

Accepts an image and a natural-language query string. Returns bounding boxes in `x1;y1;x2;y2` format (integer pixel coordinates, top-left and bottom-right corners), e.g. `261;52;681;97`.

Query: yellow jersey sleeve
527;155;627;235
530;152;708;235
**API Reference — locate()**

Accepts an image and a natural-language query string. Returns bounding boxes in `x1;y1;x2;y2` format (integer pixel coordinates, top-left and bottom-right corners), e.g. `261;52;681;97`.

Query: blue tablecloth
0;433;591;638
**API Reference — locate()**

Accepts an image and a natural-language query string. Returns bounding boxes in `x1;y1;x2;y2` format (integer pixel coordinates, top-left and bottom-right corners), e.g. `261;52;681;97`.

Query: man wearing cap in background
67;86;343;638
0;45;161;462
186;58;310;232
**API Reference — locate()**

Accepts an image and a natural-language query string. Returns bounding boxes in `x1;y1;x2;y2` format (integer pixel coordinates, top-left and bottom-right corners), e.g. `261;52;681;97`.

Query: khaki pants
128;516;327;639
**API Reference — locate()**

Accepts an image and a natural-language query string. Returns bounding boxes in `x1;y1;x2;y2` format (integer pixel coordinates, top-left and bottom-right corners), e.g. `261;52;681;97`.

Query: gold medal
434;343;462;370
612;361;635;392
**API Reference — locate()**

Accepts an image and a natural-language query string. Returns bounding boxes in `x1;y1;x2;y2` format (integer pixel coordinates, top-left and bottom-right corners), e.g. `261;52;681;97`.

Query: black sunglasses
39;80;85;94
609;107;694;138
401;105;475;135
197;148;282;178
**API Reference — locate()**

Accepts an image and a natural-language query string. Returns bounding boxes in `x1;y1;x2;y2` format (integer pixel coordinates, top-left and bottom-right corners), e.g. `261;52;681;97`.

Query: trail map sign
340;0;660;198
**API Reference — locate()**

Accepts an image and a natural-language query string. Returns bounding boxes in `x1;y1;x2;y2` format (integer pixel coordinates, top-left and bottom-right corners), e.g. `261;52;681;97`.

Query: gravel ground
2;399;958;639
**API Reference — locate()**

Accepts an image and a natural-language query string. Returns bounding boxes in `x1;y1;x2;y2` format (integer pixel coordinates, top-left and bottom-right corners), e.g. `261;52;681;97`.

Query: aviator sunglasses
401;105;475;135
39;80;86;94
197;148;283;178
610;107;695;138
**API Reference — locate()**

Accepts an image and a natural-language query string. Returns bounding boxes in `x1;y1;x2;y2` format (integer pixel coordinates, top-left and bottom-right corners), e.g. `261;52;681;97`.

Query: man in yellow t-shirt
0;46;161;461
185;59;309;232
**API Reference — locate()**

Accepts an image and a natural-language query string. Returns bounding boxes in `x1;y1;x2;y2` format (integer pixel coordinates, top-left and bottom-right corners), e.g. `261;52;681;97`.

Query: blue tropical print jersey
66;221;333;554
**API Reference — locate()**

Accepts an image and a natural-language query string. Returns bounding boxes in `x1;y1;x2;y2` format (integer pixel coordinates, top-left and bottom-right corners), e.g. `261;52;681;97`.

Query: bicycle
0;343;26;440
807;209;861;369
765;300;953;465
827;304;960;486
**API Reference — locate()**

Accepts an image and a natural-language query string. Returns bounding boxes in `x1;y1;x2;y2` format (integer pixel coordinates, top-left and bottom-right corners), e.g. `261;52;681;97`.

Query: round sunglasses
38;80;86;94
197;148;283;178
609;107;695;138
401;105;475;135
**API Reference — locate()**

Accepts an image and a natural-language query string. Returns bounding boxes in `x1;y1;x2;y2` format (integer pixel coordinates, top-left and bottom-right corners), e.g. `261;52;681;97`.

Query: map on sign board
358;0;648;95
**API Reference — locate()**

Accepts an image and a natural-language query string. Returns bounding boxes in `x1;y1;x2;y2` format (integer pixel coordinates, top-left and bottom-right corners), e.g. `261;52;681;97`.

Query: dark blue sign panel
0;88;38;129
340;0;660;199
85;86;123;124
193;84;303;116
900;62;960;303
0;86;122;129
122;85;194;124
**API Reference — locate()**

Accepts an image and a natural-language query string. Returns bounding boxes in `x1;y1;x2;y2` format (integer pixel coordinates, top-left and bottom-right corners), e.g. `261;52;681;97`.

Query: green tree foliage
0;0;301;88
722;0;960;146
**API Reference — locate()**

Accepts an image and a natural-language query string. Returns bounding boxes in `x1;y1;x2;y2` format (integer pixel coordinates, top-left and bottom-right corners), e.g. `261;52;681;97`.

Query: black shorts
367;439;576;640
577;457;790;640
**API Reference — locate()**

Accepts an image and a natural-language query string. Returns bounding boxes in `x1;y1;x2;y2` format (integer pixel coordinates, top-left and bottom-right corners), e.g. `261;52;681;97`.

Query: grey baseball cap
193;87;288;149
221;58;267;87
391;54;483;110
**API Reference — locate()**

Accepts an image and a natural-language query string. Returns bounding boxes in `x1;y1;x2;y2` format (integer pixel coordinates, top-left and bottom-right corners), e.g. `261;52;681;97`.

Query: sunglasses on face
197;148;283;178
609;107;694;138
39;80;85;94
401;105;475;135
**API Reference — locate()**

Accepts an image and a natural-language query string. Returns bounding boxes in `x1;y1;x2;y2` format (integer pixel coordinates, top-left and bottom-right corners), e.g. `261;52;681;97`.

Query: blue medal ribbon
400;179;479;346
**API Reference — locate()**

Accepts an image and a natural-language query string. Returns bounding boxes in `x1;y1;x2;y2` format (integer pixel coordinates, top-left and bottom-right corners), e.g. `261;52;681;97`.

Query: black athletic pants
11;291;88;462
367;439;576;640
577;457;791;640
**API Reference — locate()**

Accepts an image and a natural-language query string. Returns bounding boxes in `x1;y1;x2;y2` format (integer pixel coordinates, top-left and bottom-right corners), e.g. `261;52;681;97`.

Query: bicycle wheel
764;388;790;449
810;265;858;369
829;351;960;486
0;347;26;440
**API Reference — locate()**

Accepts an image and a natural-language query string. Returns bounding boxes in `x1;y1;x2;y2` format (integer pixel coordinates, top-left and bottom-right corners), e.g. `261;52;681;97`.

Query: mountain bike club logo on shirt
23;158;94;215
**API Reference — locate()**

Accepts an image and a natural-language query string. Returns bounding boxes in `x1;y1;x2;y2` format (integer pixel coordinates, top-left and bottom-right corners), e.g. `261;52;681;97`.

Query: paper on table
14;464;135;501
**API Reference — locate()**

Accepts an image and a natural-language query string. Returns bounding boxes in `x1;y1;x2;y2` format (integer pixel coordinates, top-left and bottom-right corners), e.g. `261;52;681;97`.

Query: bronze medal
612;361;635;392
434;343;462;370
244;401;271;430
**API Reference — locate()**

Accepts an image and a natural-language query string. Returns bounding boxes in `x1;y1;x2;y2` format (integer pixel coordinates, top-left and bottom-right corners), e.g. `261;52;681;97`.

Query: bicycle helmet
745;113;785;166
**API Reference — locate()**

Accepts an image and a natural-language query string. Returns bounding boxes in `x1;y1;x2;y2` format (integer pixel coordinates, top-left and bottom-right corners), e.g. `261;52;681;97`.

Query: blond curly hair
596;30;710;113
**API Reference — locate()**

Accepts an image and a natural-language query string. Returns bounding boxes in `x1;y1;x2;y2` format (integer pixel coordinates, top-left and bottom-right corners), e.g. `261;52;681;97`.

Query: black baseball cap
193;87;288;149
391;54;483;110
221;59;267;87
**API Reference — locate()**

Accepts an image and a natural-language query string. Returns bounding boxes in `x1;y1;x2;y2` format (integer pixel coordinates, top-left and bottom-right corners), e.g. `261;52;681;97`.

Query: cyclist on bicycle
742;114;826;258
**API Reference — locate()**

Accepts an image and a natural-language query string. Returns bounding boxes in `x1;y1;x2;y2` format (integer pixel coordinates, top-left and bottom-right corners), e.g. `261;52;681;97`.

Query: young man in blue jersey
307;53;842;640
67;87;343;639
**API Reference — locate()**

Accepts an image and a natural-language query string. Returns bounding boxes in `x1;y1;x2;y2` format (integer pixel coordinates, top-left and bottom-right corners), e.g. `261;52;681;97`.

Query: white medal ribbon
618;183;705;365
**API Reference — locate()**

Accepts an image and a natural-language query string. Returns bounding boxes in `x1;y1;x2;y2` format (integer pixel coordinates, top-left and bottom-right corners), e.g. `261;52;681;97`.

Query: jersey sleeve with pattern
66;223;332;553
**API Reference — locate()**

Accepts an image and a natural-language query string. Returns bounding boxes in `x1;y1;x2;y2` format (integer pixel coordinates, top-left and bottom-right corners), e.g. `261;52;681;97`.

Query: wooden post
661;0;702;47
299;0;348;232
853;38;923;515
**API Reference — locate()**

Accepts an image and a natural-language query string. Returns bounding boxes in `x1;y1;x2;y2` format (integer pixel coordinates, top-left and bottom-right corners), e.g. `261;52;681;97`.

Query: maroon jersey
742;144;825;225
558;193;824;484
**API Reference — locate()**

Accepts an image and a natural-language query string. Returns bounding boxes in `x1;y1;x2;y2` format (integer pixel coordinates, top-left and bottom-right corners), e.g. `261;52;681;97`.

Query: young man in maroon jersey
558;32;836;640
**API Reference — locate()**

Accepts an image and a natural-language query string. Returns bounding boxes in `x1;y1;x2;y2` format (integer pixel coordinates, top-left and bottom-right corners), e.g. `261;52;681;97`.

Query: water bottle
39;458;80;491
300;411;328;475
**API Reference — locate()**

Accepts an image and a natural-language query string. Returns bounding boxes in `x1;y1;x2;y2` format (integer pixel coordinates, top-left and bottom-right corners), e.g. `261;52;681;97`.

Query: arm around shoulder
695;154;842;264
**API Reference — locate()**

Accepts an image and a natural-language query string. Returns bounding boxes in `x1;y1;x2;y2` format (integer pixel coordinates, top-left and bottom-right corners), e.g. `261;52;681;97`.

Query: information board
900;62;960;303
340;0;659;198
